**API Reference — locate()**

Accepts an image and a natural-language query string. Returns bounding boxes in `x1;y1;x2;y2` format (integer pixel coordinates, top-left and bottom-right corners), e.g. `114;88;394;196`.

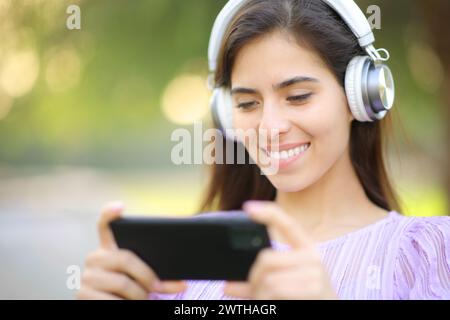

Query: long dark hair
199;0;400;213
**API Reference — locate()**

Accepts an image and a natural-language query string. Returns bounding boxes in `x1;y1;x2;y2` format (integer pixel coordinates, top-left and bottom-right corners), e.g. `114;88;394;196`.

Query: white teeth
288;149;294;157
268;143;310;160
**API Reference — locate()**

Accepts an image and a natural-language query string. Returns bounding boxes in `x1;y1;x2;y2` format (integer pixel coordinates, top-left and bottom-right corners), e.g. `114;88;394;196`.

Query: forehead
231;30;328;86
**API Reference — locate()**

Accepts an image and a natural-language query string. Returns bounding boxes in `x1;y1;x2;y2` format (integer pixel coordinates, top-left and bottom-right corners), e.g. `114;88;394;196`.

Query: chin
265;173;315;193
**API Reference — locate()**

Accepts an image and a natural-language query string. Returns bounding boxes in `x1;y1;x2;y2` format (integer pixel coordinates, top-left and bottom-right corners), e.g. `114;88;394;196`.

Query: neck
275;148;383;232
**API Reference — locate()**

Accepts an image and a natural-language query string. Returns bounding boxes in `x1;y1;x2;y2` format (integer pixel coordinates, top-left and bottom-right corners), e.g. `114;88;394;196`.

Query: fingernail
244;201;263;211
110;201;124;212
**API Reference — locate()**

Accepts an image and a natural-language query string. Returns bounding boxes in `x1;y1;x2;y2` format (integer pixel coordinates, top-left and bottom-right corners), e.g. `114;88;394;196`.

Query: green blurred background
0;0;448;298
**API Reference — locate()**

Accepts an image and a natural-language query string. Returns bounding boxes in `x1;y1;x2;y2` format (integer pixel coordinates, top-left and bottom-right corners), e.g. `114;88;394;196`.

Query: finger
255;269;335;300
223;281;252;299
76;286;122;300
243;201;313;249
86;249;159;292
153;280;188;294
251;270;308;300
82;269;148;300
97;201;124;250
248;249;311;287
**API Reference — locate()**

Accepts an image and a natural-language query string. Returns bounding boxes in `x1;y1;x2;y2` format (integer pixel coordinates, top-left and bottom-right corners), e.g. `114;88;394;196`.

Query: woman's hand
77;202;187;300
224;201;338;300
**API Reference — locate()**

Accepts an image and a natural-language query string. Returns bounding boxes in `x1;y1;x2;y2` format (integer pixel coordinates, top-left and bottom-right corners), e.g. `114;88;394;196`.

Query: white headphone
207;0;395;137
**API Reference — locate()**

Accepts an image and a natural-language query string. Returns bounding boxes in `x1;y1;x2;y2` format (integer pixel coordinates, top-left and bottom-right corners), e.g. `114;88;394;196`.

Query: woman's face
231;30;353;192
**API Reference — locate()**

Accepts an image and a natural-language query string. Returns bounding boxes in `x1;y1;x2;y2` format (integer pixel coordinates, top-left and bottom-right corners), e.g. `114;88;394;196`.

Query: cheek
232;110;258;130
232;110;261;148
305;95;351;160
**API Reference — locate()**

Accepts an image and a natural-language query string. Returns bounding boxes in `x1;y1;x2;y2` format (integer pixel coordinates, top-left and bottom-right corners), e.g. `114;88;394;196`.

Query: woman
78;0;450;300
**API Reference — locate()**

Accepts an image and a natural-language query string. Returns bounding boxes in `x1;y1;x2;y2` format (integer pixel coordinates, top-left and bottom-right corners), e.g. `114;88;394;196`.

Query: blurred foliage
0;0;224;167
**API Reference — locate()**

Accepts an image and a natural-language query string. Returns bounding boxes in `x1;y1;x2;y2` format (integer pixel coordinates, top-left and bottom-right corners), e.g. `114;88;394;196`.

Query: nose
258;101;291;142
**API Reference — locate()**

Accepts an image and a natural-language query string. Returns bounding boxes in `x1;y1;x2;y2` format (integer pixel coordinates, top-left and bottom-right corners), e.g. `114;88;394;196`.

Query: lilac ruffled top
149;211;450;300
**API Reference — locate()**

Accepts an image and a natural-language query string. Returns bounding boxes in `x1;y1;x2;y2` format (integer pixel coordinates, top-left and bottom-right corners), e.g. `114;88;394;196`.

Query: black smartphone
109;212;271;281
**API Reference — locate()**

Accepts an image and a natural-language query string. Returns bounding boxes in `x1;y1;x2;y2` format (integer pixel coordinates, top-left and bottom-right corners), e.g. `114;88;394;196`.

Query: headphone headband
208;0;250;73
208;0;379;75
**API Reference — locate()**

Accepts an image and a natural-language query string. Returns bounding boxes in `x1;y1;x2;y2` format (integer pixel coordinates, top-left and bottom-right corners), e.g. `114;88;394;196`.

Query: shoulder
393;214;450;299
394;214;450;257
397;214;450;248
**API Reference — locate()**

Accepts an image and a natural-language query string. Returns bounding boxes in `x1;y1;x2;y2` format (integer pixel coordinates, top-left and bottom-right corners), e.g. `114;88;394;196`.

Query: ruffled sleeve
394;216;450;299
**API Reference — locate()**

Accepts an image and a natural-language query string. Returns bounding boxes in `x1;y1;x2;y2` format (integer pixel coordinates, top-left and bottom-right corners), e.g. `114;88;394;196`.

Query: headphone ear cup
210;88;234;138
210;88;222;129
345;56;372;122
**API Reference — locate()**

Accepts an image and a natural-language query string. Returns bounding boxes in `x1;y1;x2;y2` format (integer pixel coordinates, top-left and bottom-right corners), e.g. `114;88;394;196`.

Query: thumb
97;201;124;250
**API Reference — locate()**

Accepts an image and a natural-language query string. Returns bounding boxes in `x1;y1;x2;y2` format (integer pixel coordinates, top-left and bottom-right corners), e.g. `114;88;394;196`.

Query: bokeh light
0;49;40;98
161;74;210;125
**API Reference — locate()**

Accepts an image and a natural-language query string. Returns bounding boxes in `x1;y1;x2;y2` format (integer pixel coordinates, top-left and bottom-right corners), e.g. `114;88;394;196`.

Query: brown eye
236;101;257;110
287;93;312;103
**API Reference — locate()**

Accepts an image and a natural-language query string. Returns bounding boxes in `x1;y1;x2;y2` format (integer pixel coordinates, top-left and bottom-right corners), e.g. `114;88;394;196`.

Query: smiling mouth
262;143;311;160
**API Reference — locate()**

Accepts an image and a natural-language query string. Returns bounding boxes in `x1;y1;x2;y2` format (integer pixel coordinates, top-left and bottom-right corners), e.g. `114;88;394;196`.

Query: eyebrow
231;76;319;95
